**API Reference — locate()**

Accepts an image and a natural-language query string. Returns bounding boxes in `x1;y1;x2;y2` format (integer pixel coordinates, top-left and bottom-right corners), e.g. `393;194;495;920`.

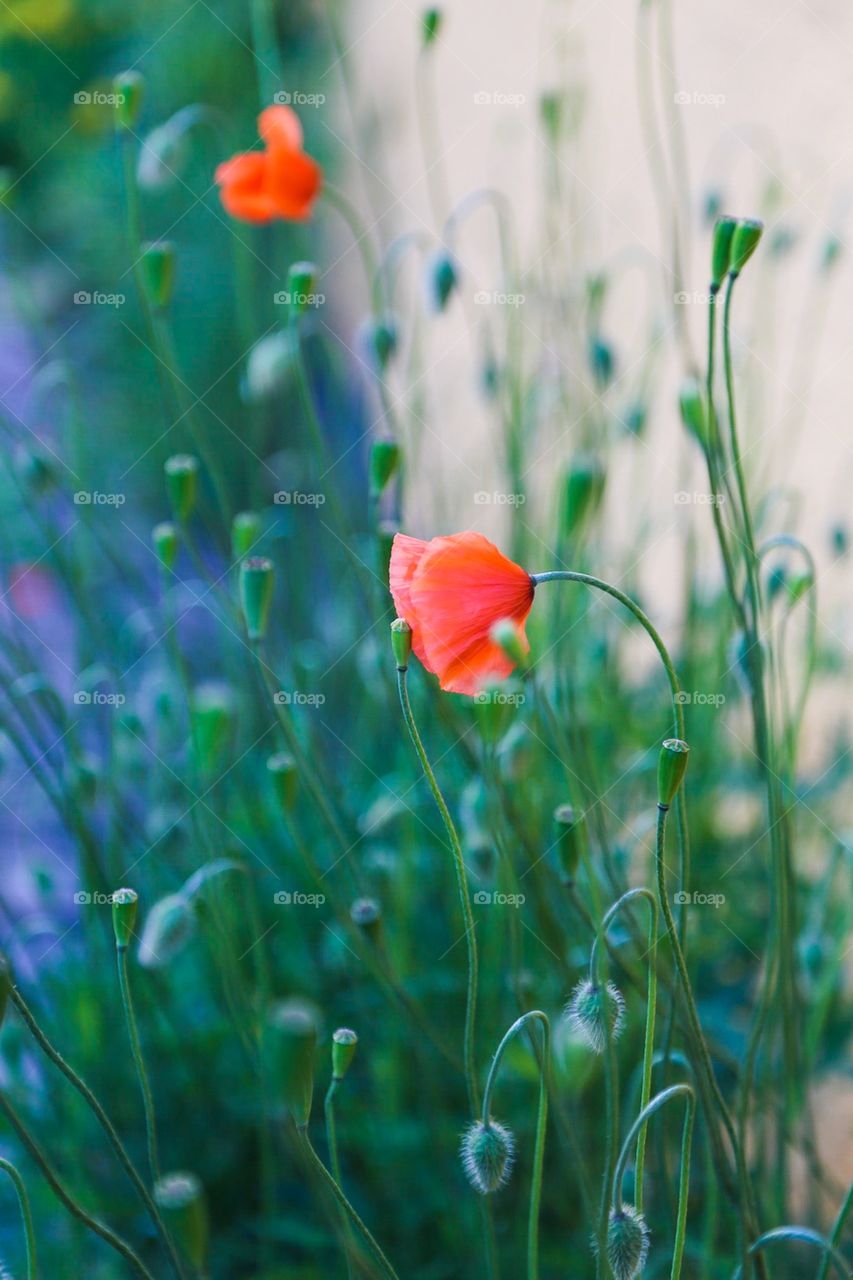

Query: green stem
817;1177;853;1280
0;1156;37;1279
325;1077;355;1279
116;944;161;1187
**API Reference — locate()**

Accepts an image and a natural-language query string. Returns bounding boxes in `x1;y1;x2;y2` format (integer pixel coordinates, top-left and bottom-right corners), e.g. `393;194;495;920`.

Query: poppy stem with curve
0;1156;37;1280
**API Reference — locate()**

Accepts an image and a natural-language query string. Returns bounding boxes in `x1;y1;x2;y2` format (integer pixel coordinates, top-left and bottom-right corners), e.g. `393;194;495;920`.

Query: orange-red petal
258;104;304;151
389;534;430;665
264;146;322;220
215;152;277;223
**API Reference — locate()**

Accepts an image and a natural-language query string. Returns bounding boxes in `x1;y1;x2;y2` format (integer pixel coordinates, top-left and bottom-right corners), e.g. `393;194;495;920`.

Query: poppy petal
264;147;322;220
389;534;430;665
258;104;304;151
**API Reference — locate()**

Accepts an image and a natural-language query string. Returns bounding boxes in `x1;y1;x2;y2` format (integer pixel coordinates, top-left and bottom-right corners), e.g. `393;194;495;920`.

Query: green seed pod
553;803;584;883
657;738;689;808
350;897;383;944
565;978;625;1054
460;1120;515;1194
287;260;318;315
138;894;196;968
678;377;707;448
164;454;199;523
729;218;763;278
490;618;528;670
369;439;401;496
331;1027;358;1080
425;250;458;312
239;557;275;642
711;215;738;291
141;240;176;310
267;751;298;813
189;682;235;774
0;954;12;1029
604;1204;650;1280
152;521;179;573
560;453;605;540
421;6;442;45
113;71;144;130
390;618;413;671
154;1172;208;1271
112;887;139;950
266;998;320;1127
231;510;263;561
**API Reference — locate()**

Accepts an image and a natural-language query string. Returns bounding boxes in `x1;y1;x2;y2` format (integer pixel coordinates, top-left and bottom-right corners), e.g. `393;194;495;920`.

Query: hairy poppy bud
141;240;176;310
350;897;383;944
390;619;412;671
112;887;139;950
565;978;625;1054
711;215;738;291
154;1172;208;1271
369;439;401;496
657;738;689;808
560;454;605;539
554;803;583;883
266;998;320;1127
678;377;707;448
152;521;179;573
164;454;198;523
267;751;297;813
421;6;442;45
729;219;763;278
240;557;275;642
114;71;144;130
231;510;263;560
602;1204;650;1280
138;894;195;968
331;1027;358;1080
460;1120;515;1193
425;250;458;312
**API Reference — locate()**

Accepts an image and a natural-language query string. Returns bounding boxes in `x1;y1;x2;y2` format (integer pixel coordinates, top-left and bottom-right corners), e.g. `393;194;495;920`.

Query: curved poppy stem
733;1227;848;1280
0;1156;37;1280
115;942;161;1187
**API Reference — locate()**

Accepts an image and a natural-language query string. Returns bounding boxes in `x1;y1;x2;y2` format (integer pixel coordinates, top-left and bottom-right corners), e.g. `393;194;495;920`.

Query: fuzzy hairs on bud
565;978;626;1054
460;1119;515;1194
595;1204;650;1280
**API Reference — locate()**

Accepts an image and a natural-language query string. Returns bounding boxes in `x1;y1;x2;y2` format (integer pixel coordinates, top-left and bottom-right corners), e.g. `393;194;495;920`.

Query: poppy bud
0;954;12;1029
710;215;738;291
553;803;583;883
560;454;605;539
603;1205;650;1280
350;897;383;944
678;377;707;448
657;738;689;808
331;1027;358;1080
140;240;176;310
589;336;615;388
565;978;625;1054
189;682;235;774
363;316;398;372
369;439;401;496
245;330;297;400
390;618;412;671
539;91;562;140
820;234;843;275
267;751;298;812
266;998;320;1127
154;1172;209;1272
421;6;442;45
490;618;528;670
114;71;144;131
703;188;723;226
460;1120;515;1194
152;521;179;572
138;894;196;968
287;260;318;316
112;887;139;950
164;454;199;523
728;219;763;278
425;249;458;311
239;557;275;642
231;510;263;560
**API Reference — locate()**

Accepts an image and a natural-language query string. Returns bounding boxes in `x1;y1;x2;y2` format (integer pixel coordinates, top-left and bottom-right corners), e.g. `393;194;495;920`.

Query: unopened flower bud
154;1172;208;1271
362;316;398;373
152;521;179;573
240;557;275;642
114;71;144;130
190;682;235;774
267;751;297;813
287;260;318;316
350;897;383;944
589;336;615;388
140;240;176;310
729;219;763;278
565;978;625;1054
231;510;263;560
657;737;689;808
554;803;583;883
603;1204;650;1280
490;618;528;670
460;1119;515;1194
369;439;401;496
390;618;412;671
331;1027;358;1080
678;377;707;448
266;998;320;1127
421;6;442;45
711;215;738;291
425;249;458;311
560;453;605;539
112;887;138;950
164;454;198;523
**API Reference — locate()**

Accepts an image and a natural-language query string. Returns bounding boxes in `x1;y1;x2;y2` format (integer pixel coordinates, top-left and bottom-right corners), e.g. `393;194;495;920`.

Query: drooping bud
362;315;398;373
112;887;139;950
425;249;458;312
553;803;584;883
657;738;689;808
0;954;12;1029
390;619;412;671
350;897;383;944
267;751;297;813
820;233;843;275
286;260;318;316
421;6;442;46
164;454;198;523
266;998;320;1127
460;1120;515;1194
154;1172;209;1272
239;557;275;642
565;978;626;1054
140;240;176;310
231;510;263;560
560;453;605;539
189;682;235;774
603;1204;650;1280
678;377;707;448
331;1027;358;1080
369;439;401;496
138;894;196;968
589;336;615;388
152;521;179;573
113;71;144;131
710;215;738;291
729;219;763;278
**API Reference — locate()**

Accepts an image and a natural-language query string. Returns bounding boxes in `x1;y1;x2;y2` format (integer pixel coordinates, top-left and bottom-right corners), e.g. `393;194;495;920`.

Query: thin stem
325;1077;355;1279
817;1177;853;1280
116;944;161;1187
0;1156;37;1280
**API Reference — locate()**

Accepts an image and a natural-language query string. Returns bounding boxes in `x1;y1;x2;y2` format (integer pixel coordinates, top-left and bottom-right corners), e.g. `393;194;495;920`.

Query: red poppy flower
215;106;322;223
389;531;535;696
